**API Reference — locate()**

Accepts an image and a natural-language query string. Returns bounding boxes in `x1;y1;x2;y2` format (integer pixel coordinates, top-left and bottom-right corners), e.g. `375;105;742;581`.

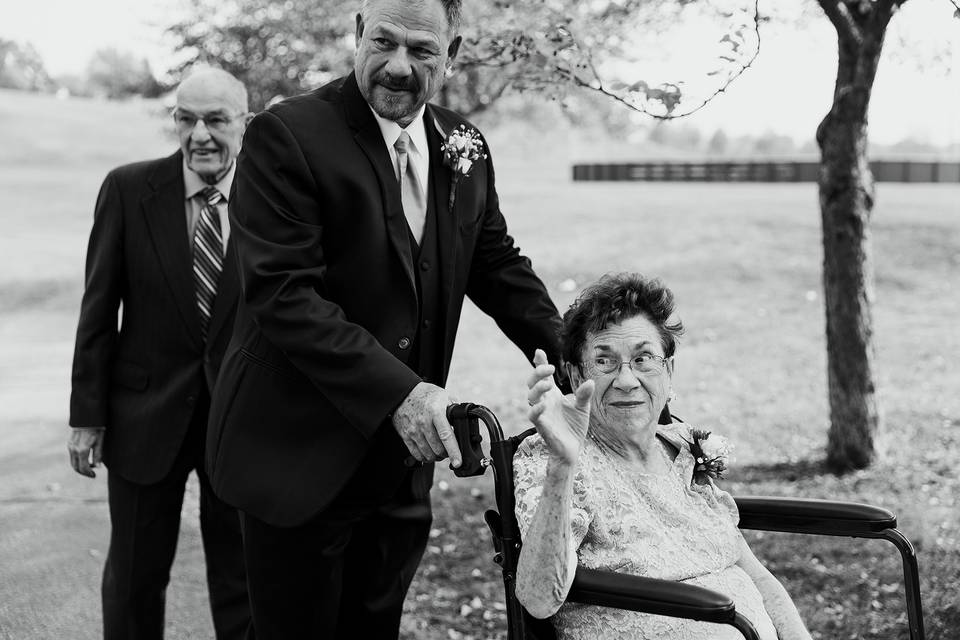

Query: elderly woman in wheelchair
514;272;811;640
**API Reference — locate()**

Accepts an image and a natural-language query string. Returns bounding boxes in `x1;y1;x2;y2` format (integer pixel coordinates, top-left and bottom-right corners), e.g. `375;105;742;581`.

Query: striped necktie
193;186;224;339
395;130;426;244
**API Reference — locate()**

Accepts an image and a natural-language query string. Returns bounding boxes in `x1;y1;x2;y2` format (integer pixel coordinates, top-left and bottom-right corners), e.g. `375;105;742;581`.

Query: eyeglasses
172;110;242;133
582;354;669;377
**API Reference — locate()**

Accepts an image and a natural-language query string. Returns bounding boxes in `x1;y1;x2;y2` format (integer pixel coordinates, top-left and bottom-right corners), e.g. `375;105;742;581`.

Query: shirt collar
367;104;429;159
182;158;236;202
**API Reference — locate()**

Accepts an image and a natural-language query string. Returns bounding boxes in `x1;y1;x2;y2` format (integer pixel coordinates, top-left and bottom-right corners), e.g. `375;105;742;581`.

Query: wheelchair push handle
446;403;506;477
446;402;506;440
402;403;503;475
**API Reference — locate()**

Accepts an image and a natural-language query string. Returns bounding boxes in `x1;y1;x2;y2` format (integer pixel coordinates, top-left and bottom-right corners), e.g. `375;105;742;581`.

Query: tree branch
874;0;912;14
580;0;763;120
818;1;865;46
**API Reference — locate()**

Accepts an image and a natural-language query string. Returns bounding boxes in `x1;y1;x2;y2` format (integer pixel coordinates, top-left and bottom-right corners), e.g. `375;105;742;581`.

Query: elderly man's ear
237;112;255;145
446;36;462;61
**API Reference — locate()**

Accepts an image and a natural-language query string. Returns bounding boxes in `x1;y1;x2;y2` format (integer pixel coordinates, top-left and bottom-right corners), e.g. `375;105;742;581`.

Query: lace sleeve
514;437;592;544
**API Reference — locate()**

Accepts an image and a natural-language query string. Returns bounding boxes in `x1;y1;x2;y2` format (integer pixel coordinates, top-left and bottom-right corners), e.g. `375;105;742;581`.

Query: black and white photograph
0;0;957;638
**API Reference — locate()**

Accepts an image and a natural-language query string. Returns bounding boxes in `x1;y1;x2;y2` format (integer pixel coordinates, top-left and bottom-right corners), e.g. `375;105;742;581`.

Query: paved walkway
0;300;216;639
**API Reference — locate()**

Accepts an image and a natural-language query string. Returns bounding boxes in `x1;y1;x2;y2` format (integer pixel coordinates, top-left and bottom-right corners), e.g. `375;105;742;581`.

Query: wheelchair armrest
734;496;897;536
568;567;736;624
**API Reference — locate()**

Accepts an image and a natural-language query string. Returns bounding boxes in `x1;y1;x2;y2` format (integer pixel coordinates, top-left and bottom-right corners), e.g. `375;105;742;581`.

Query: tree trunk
816;0;899;472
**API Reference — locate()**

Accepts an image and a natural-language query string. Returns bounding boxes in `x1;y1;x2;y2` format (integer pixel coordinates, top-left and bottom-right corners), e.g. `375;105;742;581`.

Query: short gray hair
360;0;461;35
177;66;250;113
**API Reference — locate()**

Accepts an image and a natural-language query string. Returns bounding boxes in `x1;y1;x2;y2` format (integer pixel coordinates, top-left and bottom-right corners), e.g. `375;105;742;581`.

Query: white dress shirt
183;160;234;255
367;104;430;207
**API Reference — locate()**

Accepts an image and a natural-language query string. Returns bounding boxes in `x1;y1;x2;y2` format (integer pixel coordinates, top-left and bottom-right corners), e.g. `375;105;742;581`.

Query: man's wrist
386;380;423;423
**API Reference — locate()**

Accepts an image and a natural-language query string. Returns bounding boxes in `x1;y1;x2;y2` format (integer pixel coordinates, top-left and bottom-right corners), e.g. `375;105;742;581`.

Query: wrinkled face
354;0;461;128
571;314;674;444
174;75;250;184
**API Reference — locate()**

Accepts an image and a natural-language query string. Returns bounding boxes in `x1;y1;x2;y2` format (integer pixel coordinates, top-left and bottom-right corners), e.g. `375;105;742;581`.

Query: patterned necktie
394;130;426;244
193;186;224;339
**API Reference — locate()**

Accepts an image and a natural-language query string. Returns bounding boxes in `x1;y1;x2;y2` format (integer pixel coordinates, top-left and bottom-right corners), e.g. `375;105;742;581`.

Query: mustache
376;73;418;92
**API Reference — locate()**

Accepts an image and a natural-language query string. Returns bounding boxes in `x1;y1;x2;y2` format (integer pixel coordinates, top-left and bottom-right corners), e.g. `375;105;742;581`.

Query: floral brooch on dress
684;428;733;484
440;125;487;212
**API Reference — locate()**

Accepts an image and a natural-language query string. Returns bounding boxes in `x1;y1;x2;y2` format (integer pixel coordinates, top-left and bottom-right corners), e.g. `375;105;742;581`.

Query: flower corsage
684;428;733;485
440;125;487;211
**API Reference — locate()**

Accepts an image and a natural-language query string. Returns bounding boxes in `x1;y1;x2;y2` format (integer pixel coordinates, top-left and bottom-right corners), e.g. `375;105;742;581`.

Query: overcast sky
2;0;956;145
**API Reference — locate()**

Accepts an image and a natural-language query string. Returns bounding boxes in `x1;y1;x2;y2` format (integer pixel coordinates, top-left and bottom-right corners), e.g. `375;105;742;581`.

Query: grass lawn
1;88;957;639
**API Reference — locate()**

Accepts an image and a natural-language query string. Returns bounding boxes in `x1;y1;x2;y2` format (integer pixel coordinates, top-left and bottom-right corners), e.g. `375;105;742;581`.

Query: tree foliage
0;39;53;92
166;0;355;111
459;0;762;118
165;0;524;113
166;0;761;117
86;48;164;99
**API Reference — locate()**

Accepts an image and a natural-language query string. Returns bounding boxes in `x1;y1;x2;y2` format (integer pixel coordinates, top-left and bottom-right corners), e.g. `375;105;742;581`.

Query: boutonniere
684;428;733;485
440;124;487;212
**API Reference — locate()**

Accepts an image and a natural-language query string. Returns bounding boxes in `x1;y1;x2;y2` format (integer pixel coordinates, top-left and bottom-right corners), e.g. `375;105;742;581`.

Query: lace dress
513;423;779;640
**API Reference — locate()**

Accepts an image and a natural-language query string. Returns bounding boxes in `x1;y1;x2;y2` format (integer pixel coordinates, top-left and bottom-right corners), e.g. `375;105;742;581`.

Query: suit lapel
341;73;417;301
142;151;203;348
426;109;457;316
427;113;455;219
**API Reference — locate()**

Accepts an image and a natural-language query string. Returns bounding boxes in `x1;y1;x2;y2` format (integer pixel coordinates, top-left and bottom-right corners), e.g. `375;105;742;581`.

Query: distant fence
571;161;960;183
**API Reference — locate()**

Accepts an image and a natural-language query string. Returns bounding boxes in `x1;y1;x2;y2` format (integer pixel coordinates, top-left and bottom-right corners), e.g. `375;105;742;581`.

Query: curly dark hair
561;273;685;366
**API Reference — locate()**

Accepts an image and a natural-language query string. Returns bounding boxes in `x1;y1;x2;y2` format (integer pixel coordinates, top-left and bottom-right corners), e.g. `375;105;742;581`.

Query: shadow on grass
0;278;78;312
731;457;833;482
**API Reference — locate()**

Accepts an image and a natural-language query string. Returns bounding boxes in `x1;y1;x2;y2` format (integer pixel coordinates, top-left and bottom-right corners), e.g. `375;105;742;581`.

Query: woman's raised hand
527;349;595;465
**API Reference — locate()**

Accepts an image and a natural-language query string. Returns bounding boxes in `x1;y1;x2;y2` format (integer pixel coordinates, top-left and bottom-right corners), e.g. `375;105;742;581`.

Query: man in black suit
68;67;253;640
205;0;565;637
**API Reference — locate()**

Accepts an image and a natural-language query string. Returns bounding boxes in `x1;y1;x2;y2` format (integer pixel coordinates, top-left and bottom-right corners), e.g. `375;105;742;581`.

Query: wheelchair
445;403;925;640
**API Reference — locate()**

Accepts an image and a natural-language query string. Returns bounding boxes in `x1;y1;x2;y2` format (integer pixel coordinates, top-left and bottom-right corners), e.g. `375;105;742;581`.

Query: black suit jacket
206;73;563;527
70;151;240;484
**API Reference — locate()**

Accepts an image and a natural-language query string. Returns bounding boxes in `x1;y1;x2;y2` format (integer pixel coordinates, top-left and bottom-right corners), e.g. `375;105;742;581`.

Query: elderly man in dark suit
68;67;253;640
204;0;565;637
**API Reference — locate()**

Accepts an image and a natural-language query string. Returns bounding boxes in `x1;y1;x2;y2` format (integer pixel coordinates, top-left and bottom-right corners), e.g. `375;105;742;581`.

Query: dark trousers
102;392;251;640
240;433;433;640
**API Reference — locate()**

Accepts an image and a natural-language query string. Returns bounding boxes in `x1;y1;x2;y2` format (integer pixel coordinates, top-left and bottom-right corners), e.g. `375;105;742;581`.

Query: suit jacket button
420;260;430;271
398;337;411;349
186;395;196;407
422;320;431;329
